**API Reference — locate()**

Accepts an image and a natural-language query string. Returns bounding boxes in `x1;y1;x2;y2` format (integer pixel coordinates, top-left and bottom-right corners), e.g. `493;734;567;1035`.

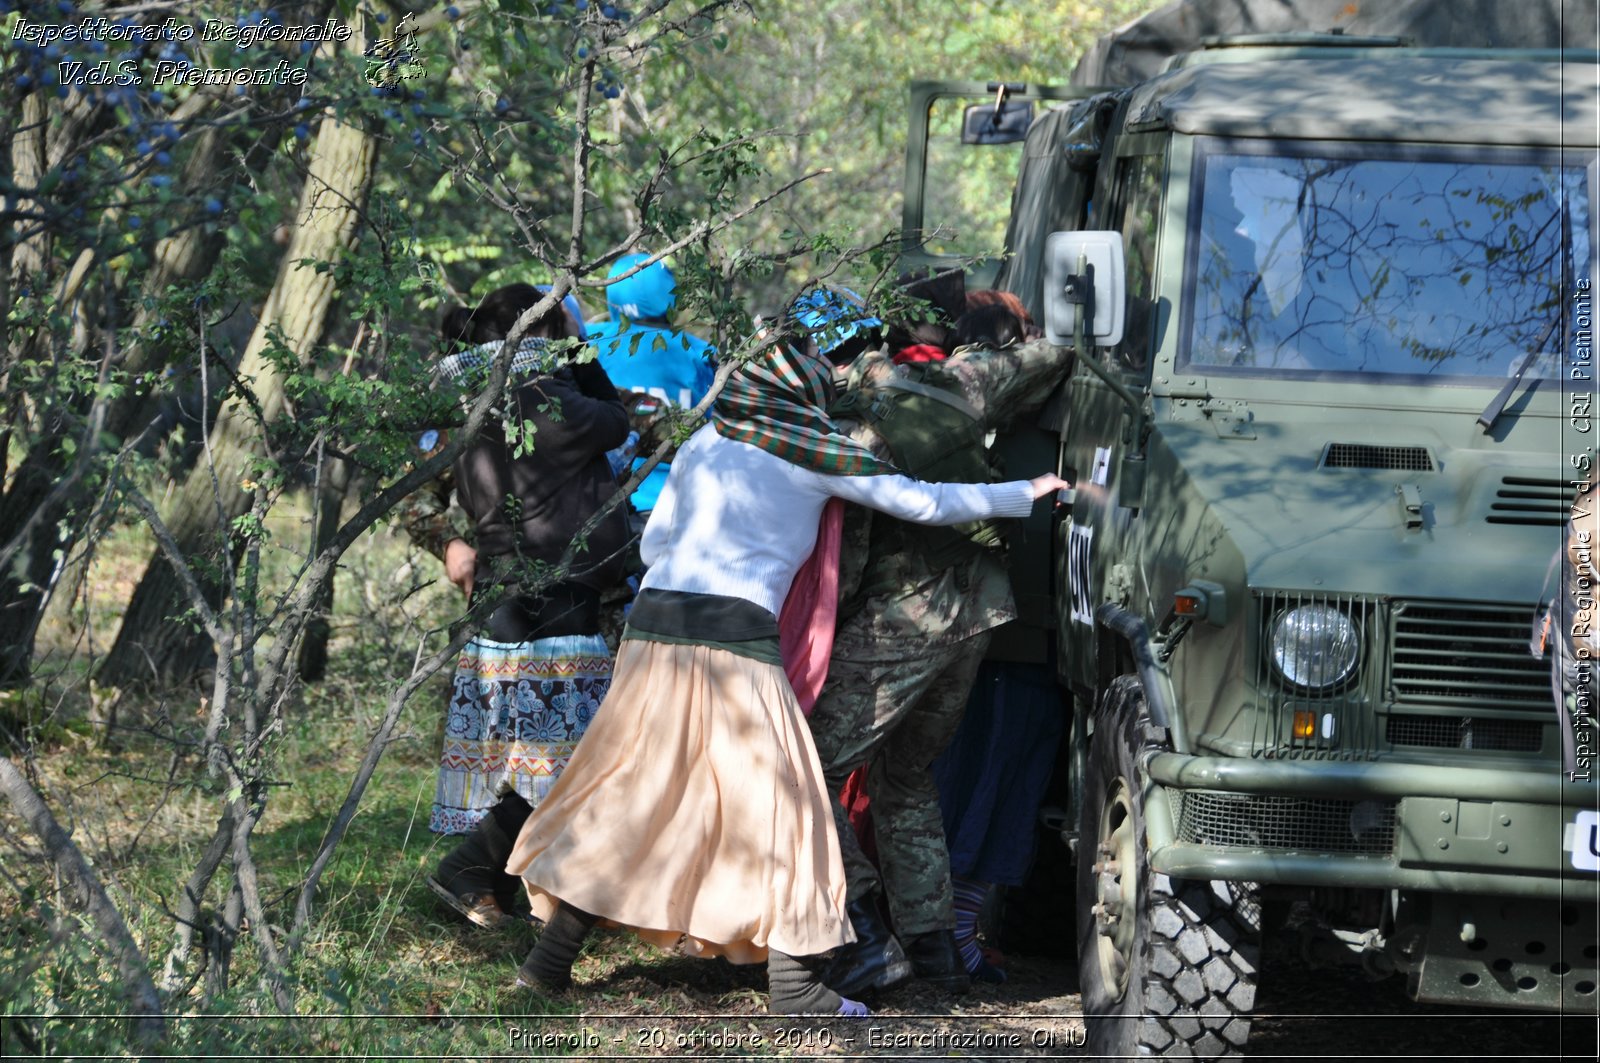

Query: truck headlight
1270;605;1359;690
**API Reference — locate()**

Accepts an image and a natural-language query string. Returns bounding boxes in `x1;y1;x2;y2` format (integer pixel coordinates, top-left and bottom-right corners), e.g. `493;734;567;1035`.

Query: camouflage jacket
831;336;1075;652
394;458;474;562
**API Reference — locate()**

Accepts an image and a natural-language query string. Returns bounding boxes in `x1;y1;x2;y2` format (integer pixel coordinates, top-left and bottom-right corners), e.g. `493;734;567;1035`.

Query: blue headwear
791;287;882;357
605;253;677;323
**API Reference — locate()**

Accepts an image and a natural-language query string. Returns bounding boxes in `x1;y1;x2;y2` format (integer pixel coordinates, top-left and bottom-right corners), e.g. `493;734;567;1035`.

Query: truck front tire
1078;675;1261;1057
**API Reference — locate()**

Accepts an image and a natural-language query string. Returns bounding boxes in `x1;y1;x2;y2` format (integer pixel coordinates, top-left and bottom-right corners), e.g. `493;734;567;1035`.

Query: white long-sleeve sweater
638;426;1036;618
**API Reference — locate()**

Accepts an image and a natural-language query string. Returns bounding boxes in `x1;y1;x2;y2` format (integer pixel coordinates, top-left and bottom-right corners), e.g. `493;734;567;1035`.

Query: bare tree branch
0;756;166;1046
229;795;294;1012
118;485;230;647
287;620;481;946
159;807;236;995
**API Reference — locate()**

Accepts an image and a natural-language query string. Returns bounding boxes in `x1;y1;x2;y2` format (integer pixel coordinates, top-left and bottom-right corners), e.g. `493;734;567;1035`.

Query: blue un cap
605;253;677;322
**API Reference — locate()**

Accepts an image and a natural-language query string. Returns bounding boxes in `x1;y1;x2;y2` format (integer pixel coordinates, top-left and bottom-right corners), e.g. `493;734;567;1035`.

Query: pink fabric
779;498;845;716
779;499;876;856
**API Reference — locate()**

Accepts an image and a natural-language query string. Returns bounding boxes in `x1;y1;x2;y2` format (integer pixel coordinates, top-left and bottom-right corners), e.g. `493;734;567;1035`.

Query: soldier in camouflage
811;323;1075;996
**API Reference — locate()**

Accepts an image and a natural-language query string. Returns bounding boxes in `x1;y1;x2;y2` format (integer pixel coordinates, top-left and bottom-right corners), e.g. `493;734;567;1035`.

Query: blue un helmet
605;253;677;323
791;287;883;366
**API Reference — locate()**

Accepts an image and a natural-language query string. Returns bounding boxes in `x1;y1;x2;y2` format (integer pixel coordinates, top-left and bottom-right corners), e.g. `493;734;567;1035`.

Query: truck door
1059;133;1168;692
900;81;1081;290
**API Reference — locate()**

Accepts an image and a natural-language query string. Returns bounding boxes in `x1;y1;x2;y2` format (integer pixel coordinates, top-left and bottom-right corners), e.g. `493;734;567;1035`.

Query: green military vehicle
900;0;1599;1054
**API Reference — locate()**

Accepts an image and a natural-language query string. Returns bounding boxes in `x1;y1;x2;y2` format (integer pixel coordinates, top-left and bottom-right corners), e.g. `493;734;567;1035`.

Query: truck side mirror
960;99;1034;145
1043;231;1126;348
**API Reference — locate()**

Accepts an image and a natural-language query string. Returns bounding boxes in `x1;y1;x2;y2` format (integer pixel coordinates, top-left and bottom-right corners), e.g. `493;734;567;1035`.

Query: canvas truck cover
1072;0;1600;86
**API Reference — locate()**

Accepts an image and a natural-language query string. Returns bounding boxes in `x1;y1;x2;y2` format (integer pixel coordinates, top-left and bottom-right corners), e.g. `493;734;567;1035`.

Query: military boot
903;928;972;994
427;796;527;928
822;894;914;998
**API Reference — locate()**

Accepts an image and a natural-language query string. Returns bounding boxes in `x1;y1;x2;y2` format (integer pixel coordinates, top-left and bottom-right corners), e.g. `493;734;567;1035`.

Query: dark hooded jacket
442;340;632;593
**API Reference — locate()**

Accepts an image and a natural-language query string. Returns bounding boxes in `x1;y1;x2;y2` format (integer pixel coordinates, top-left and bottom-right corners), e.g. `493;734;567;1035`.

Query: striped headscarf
711;343;894;476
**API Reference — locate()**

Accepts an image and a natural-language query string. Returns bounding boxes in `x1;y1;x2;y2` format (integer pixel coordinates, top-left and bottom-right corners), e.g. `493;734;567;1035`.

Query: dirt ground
523;924;1600;1061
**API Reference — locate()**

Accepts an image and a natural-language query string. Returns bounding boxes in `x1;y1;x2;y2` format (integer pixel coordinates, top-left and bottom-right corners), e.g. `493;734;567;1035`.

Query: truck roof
1122;54;1600;147
1072;0;1596;86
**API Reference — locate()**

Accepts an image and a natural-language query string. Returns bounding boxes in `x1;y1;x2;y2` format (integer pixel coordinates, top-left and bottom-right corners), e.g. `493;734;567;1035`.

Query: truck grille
1390;602;1554;711
1384;713;1543;752
1175;791;1396;856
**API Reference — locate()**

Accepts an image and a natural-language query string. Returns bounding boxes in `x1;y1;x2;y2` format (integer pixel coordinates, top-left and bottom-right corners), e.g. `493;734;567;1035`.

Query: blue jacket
590;322;716;511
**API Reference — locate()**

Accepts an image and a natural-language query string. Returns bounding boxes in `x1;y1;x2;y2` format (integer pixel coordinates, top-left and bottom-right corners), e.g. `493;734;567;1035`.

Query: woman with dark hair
953;302;1026;352
501;339;1068;1015
402;283;631;928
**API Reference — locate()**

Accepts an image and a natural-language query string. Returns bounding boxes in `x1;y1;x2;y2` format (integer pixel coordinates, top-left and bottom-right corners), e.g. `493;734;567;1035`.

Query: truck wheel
1078;675;1260;1057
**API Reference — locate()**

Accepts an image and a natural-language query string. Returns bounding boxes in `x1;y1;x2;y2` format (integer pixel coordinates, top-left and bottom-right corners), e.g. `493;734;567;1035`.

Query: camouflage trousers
808;629;991;938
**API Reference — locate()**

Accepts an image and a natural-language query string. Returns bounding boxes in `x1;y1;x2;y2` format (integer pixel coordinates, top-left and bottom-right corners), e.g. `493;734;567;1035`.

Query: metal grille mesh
1391;603;1554;710
1175;791;1396;856
1487;477;1576;526
1385;713;1544;752
1322;443;1434;471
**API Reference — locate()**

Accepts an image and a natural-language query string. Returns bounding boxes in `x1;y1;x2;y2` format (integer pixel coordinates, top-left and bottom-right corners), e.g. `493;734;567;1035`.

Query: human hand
625;390;668;448
1028;473;1072;500
444;538;476;599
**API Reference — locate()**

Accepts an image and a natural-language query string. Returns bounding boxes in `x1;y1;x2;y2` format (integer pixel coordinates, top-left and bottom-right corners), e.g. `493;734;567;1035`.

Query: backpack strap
878;375;982;421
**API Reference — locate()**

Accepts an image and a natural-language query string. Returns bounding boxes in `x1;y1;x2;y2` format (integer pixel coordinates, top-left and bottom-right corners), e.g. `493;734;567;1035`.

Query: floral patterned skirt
429;633;611;835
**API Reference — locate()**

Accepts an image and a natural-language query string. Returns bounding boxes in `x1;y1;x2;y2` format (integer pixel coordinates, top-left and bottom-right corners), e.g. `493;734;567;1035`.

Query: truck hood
1148;416;1571;602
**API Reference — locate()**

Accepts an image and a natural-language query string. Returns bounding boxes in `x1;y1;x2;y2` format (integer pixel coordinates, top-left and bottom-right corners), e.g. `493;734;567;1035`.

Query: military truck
900;0;1600;1054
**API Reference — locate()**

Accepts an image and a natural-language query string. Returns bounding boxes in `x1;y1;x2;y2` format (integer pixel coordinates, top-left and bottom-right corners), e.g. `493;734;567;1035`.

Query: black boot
822;895;914;998
903;929;972;994
516;901;597;990
427;792;530;928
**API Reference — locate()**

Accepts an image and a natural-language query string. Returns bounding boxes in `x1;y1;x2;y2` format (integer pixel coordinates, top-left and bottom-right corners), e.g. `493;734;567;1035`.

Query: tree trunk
0;118;232;686
0;470;64;689
0;92;56;688
98;109;378;688
6;93;51;322
297;457;354;683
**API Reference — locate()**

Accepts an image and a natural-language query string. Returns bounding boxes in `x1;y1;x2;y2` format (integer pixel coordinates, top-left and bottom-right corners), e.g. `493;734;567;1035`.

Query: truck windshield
1181;144;1592;382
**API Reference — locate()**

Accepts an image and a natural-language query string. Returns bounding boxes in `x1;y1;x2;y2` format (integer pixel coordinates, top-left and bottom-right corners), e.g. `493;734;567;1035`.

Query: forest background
0;0;1155;1055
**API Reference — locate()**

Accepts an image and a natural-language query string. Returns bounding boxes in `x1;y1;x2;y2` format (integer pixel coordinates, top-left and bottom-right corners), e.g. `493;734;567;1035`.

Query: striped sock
951;877;989;973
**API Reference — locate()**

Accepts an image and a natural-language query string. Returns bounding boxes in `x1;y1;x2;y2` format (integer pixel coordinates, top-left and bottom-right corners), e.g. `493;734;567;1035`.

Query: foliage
631;0;1157;306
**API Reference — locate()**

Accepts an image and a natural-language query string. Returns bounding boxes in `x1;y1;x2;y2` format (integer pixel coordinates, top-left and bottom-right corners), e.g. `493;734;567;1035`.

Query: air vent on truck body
1320;443;1434;471
1486;477;1575;526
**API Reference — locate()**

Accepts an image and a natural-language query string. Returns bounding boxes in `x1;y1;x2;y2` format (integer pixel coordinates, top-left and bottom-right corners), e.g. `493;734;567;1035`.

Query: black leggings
477;580;601;642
